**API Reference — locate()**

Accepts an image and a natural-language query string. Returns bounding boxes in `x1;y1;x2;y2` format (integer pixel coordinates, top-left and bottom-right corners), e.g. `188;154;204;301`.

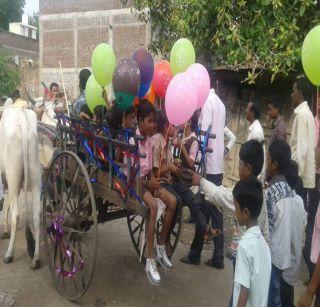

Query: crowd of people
2;68;320;307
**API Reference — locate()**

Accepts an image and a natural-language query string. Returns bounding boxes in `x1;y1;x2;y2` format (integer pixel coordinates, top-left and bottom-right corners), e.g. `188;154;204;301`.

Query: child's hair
190;111;198;132
137;99;155;123
107;105;136;129
155;110;168;134
80;104;93;118
94;105;107;123
239;140;263;176
268;140;300;190
233;177;263;219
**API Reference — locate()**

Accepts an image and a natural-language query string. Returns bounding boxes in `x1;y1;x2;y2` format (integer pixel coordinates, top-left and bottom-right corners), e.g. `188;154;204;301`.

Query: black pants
280;277;294;307
303;174;320;278
161;182;210;262
187;200;212;262
206;174;224;264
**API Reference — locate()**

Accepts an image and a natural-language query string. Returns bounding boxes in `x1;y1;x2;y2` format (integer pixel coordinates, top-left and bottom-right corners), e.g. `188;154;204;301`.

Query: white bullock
0;107;42;269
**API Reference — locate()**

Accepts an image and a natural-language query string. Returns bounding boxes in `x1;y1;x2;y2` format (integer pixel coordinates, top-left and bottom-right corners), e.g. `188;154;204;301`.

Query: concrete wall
40;0;150;100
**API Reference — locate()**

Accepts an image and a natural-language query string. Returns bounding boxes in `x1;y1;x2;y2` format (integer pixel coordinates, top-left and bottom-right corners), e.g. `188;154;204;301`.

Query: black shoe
205;259;224;269
180;256;200;265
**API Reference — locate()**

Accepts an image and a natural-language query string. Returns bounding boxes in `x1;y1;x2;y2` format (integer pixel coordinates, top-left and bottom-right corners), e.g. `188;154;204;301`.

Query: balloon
187;63;210;109
144;84;156;105
170;38;195;75
85;75;106;112
112;58;140;110
91;43;116;86
153;60;173;98
138;81;151;98
165;72;197;125
302;25;320;86
132;48;154;85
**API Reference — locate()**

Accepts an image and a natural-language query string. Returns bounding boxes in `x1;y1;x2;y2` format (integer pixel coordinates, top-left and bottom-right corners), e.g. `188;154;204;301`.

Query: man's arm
237;286;249;307
297;255;320;307
192;174;235;211
224;126;236;152
292;115;309;174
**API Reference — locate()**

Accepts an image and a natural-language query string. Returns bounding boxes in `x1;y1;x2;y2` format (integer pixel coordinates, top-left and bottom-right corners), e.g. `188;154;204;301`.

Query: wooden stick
59;60;70;117
178;123;187;159
157;124;171;179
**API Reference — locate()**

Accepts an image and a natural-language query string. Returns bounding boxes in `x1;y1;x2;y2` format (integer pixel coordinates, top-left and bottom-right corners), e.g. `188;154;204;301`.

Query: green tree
29;11;39;29
0;54;20;97
124;0;320;83
0;0;26;31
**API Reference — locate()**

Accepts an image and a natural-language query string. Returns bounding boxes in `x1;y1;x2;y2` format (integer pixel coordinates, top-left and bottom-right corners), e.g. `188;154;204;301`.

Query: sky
24;0;39;16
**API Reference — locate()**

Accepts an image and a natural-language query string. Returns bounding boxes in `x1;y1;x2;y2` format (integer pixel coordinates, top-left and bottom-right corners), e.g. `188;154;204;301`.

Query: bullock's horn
26;89;37;106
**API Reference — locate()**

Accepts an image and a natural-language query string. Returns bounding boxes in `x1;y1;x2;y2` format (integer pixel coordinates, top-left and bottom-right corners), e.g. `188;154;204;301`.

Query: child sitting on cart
136;99;177;285
152;110;221;261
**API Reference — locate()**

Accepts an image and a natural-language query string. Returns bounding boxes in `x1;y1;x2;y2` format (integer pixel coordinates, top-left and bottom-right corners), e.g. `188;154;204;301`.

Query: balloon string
178;123;187;159
157;124;170;179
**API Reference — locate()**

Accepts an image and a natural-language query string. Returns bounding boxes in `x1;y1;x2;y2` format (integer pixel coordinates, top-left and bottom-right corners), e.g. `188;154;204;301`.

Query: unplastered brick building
40;0;150;99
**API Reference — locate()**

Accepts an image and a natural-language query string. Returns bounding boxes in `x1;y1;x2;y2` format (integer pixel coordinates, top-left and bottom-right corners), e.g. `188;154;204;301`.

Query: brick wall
40;0;131;15
40;0;150;100
0;29;39;59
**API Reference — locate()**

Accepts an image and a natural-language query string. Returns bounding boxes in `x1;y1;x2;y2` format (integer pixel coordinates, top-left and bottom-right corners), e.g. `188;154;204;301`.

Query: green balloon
92;43;116;86
115;92;135;111
170;38;195;75
85;75;106;112
302;25;320;86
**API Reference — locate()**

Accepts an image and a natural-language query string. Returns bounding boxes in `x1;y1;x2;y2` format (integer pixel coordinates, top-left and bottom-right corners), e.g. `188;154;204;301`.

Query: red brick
40;0;131;15
43;31;74;68
77;27;109;67
113;25;146;59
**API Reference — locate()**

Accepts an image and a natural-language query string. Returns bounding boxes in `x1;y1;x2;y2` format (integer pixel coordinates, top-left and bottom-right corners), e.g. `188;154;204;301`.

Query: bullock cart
40;116;214;301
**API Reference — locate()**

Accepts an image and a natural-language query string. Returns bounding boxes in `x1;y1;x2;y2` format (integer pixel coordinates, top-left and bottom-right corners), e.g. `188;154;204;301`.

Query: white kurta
199;89;226;175
290;101;316;188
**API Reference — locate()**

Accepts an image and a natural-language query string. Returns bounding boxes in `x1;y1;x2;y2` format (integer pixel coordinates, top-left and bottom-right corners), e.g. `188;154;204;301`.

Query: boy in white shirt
232;178;271;307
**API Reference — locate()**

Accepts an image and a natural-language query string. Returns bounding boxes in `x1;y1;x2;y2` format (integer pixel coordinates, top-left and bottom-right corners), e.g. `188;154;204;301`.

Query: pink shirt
315;116;320;174
136;128;153;178
311;205;320;264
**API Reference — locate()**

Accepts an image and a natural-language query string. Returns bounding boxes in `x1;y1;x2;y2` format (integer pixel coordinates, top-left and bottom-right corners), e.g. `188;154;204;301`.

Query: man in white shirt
290;75;316;280
198;88;226;269
246;102;266;183
224;126;236;155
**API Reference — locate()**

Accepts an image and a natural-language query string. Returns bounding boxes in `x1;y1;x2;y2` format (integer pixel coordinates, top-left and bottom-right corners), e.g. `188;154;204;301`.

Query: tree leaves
123;0;320;83
0;0;25;31
0;53;20;97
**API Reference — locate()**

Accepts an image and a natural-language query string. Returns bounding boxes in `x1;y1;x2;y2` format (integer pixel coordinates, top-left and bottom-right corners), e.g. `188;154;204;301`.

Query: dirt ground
0;202;307;307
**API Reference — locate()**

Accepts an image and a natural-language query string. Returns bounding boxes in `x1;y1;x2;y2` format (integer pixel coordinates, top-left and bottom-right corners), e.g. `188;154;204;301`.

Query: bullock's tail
20;109;29;211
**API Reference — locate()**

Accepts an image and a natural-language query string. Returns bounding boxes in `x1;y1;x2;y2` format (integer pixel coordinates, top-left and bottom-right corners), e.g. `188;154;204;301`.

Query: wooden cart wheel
127;205;182;261
42;151;98;301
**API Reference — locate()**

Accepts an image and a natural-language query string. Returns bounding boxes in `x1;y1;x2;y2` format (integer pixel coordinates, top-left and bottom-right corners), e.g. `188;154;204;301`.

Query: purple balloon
187;63;210;109
132;48;154;84
165;72;197;126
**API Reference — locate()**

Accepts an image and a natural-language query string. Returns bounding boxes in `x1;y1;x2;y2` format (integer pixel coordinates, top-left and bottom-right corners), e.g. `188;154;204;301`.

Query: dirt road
0;215;235;307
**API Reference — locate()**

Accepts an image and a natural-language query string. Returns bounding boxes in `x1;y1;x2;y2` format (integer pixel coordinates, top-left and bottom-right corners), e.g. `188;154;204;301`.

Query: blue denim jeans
268;264;281;307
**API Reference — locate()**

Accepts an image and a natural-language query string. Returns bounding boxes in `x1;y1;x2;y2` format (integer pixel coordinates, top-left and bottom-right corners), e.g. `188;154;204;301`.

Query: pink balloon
165;72;197;125
187;63;210;109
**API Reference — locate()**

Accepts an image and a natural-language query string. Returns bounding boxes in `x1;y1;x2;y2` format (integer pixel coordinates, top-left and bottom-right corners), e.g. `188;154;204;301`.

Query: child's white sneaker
145;258;161;285
156;244;173;271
